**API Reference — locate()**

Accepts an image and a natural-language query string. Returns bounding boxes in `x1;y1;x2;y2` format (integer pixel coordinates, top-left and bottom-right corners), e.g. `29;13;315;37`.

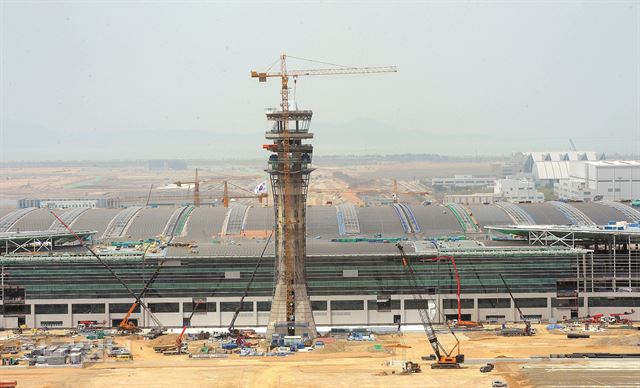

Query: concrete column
364;298;370;326
473;297;479;322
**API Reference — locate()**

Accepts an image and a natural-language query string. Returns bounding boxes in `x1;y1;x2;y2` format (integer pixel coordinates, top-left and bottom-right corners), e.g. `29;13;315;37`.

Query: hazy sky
1;1;639;161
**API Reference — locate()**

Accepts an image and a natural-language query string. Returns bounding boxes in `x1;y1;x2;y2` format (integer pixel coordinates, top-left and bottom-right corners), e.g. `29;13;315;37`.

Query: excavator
397;244;464;369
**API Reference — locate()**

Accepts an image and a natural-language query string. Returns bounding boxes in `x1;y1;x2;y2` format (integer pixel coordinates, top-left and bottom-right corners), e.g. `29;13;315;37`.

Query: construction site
0;54;639;388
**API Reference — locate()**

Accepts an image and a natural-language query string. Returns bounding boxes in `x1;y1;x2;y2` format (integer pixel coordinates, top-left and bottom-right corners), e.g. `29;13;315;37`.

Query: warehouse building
555;160;640;202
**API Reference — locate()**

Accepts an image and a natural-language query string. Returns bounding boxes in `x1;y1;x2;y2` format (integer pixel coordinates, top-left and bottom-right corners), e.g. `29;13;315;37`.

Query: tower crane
174;168;201;207
222;180;268;208
251;54;396;334
392;179;431;204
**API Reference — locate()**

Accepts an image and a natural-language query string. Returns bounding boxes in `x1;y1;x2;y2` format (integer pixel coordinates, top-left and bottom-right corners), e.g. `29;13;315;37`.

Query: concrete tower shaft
264;108;317;339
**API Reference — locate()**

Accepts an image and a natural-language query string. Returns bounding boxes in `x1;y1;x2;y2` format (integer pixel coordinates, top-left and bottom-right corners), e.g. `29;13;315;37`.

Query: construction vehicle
118;259;165;334
155;300;202;355
115;354;133;361
396;244;464;369
48;209;167;335
12;324;28;335
480;363;495;373
610;309;635;324
77;320;106;332
581;309;635;325
228;231;273;337
421;255;482;329
498;274;535;336
403;361;422;373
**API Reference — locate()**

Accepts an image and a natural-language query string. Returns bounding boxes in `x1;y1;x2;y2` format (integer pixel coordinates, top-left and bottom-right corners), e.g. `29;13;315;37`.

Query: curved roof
517;203;570;225
411;205;464;236
9;208;58;232
182;207;228;242
0;202;629;251
307;206;339;237
358;206;405;236
468;204;512;226
72;208;121;238
125;207;176;240
244;206;275;232
569;202;623;225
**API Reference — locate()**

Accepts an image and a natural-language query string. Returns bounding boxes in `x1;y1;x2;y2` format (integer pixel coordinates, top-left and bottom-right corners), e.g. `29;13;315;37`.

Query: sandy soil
1;160;466;207
1;326;638;388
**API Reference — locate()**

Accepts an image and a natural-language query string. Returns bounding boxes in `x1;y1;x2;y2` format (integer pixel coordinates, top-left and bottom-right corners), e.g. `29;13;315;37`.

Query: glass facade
72;303;105;314
331;300;364;311
0;251;633;307
35;304;68;314
109;303;140;314
149;303;180;313
443;299;474;309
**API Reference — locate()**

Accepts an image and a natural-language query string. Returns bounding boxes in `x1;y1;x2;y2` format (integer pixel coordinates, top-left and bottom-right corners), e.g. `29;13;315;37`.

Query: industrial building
431;175;495;188
18;198;121;209
493;179;545;203
444;193;495;205
521;151;603;182
555;160;640;202
0;200;638;330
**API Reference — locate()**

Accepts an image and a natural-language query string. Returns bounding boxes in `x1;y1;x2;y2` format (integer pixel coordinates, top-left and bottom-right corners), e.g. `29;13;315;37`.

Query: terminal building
0;201;638;329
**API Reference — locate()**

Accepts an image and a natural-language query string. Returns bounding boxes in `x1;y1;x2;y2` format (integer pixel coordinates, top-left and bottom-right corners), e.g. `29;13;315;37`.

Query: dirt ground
0;325;639;388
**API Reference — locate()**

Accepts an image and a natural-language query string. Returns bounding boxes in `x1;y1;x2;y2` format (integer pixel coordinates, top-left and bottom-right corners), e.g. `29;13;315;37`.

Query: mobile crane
397;243;464;369
498;274;535;336
155;300;202;355
48;209;166;336
118;261;165;334
227;231;273;337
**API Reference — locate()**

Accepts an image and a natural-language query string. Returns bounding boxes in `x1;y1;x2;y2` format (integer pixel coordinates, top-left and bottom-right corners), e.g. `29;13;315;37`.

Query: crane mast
252;54;396;338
